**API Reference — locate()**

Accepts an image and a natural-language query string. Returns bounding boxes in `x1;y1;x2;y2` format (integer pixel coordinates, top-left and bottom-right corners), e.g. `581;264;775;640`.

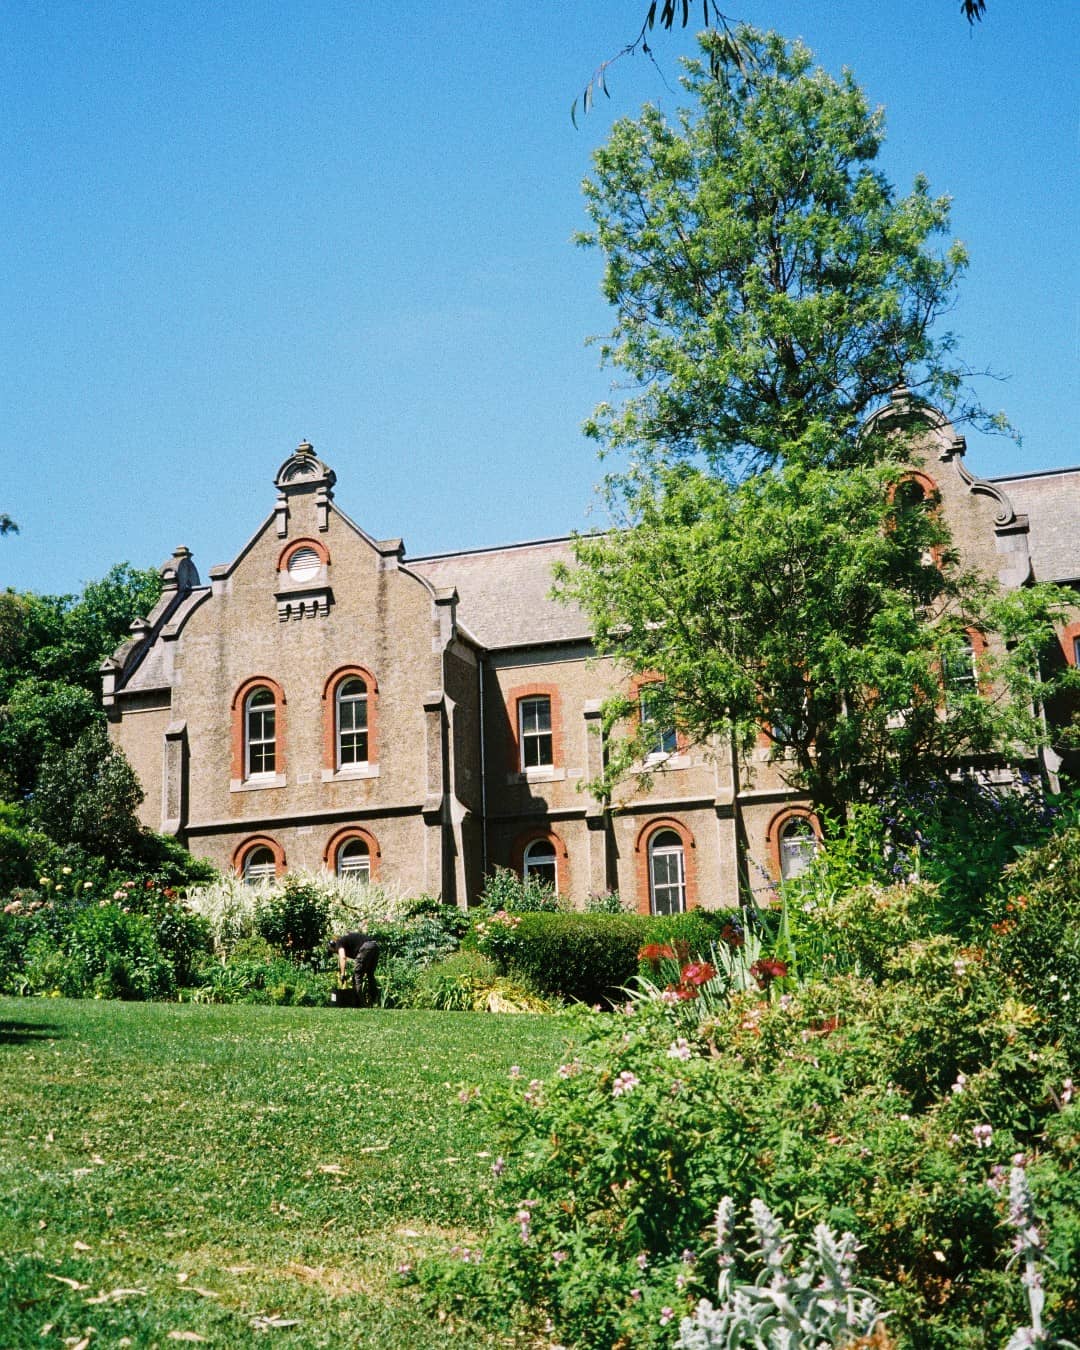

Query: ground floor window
336;837;371;882
522;838;558;892
648;829;686;915
779;817;818;880
242;845;277;886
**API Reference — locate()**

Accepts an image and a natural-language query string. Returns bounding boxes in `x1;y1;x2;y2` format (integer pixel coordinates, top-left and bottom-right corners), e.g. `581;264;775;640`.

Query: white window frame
336;838;371;882
336;678;369;768
779;818;818;881
245;687;276;777
944;633;978;700
648;829;686;916
518;695;553;770
242;845;276;886
522;839;558;893
639;685;677;757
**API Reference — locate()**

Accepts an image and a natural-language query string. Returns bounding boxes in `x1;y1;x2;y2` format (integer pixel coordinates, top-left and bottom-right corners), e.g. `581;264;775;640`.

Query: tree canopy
0;562;162;800
577;27;991;481
562;28;1073;824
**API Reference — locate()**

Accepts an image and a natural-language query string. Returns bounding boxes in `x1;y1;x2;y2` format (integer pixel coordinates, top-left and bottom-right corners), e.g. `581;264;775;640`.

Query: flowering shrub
0;868;210;998
419;920;1080;1349
253;876;330;963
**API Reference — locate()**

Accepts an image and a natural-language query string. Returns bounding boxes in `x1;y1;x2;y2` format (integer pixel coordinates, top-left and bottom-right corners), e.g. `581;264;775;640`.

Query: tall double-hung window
518;695;553;769
337;677;369;767
245;687;277;776
648;829;686;916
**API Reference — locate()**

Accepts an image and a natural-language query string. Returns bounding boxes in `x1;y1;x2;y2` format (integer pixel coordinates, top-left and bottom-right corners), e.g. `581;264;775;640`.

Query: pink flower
973;1123;993;1148
552;1250;567;1265
659;1307;675;1325
636;1251;649;1271
612;1071;640;1099
667;1038;692;1061
508;1065;523;1080
491;1156;505;1177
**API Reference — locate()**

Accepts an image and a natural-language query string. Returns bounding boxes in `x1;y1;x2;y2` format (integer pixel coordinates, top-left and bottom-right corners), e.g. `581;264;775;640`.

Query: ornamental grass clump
675;1196;887;1350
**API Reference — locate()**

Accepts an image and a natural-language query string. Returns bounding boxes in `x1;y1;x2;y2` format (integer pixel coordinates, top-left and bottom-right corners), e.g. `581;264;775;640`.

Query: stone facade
103;399;1080;911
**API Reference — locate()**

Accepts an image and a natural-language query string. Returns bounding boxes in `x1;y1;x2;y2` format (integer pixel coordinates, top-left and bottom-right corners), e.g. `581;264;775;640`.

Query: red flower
679;962;717;988
665;982;699;1001
639;943;677;971
721;924;745;949
750;958;788;989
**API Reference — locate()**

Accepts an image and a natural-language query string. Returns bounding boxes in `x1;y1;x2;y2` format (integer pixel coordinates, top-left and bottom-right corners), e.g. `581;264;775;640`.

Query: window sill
641;752;691;771
513;766;566;784
230;774;287;792
321;764;381;782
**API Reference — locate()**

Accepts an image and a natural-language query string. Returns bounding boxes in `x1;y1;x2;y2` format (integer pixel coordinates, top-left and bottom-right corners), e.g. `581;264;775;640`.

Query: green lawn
0;997;567;1349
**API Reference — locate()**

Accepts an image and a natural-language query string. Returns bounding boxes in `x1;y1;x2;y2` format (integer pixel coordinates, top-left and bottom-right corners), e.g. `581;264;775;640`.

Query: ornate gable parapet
274;440;336;537
863;388;1031;588
101;547;207;707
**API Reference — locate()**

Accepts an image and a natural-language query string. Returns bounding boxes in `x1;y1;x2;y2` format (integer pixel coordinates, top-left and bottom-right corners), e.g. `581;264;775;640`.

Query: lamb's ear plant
1004;1166;1078;1350
676;1196;888;1350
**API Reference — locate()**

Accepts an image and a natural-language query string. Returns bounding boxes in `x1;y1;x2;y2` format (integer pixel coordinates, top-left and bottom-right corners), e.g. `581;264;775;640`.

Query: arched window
324;827;381;884
648;829;686;916
245;687;276;776
242;845;277;886
779;817;818;881
336;837;371;882
523;839;558;892
337;677;369;767
322;667;378;774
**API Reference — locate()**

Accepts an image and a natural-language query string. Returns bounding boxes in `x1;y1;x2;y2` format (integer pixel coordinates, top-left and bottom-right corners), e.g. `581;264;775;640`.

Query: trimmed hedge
493;908;740;1006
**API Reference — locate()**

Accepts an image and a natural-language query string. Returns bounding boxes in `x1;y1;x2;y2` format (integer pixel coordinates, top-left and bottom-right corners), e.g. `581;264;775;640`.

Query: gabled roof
408;536;593;651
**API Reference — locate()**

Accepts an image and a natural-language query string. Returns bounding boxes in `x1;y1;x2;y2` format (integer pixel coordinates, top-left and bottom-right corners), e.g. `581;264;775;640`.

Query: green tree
561;29;1075;822
31;724;144;861
0;564;162;800
578;27;995;480
560;459;1069;821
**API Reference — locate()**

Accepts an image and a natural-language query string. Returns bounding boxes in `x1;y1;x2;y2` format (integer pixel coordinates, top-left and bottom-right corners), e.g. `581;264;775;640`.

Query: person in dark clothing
328;931;380;1007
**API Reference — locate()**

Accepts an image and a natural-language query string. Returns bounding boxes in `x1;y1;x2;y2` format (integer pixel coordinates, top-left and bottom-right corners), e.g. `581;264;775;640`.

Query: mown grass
0;997;568;1349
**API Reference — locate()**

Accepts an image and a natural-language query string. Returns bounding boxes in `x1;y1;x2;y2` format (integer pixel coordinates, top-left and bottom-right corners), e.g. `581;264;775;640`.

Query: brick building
103;397;1080;911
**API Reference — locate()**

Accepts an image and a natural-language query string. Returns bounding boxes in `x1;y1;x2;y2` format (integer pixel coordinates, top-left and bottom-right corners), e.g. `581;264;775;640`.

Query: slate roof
993;467;1080;583
408;536;593;651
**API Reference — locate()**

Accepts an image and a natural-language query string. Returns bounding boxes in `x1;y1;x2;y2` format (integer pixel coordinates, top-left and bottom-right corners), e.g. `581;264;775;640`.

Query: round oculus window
287;546;321;582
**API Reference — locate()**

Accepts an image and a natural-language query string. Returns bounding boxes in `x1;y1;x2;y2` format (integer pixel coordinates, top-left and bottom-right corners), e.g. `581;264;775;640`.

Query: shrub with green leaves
254;875;331;963
187;936;331;1006
409;949;553;1013
474;909;742;1007
479;866;560;914
421;927;1080;1349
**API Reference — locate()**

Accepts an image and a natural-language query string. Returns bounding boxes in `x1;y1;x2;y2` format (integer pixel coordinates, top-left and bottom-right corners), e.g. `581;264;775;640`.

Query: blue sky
1;0;1076;597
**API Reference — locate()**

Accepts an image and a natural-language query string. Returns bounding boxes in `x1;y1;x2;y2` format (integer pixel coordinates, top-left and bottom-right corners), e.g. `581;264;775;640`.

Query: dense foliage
417;802;1080;1350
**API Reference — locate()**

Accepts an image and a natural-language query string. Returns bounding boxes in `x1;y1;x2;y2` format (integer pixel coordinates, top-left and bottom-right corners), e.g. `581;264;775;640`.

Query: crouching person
328;931;380;1007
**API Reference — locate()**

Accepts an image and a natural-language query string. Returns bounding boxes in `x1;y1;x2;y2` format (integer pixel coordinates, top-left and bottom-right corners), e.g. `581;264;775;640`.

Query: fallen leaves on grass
167;1333;208;1343
46;1274;89;1290
84;1287;147;1305
251;1315;301;1329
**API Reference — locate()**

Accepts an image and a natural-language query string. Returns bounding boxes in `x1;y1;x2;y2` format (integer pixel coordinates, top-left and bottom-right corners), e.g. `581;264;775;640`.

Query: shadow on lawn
0;1019;64;1046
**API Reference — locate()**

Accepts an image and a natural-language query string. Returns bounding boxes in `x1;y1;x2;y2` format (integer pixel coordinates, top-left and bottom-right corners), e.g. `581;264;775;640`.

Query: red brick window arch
634;818;697;916
231;676;287;781
234;834;286;884
324;826;381;883
766;808;822;882
510;827;569;896
322;666;379;771
277;537;330;581
506;684;564;772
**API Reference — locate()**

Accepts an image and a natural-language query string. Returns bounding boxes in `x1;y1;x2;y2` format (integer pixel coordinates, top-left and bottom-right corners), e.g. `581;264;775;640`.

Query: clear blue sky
1;0;1076;598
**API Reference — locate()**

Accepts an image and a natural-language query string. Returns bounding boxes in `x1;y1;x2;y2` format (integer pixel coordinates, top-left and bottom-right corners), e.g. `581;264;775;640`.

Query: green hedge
494;909;740;1006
